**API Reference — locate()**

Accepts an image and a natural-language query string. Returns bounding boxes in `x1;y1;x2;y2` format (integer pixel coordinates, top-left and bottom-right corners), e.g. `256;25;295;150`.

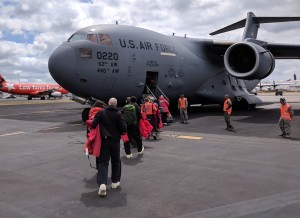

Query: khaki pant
279;118;291;135
224;112;233;129
180;108;188;123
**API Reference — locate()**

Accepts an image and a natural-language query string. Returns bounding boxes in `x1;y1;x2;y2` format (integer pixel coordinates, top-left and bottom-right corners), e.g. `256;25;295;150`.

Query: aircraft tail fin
210;12;300;40
0;73;6;84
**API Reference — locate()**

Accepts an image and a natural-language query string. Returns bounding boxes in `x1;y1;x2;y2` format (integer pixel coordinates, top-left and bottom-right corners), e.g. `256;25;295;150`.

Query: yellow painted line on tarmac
177;135;203;140
0;132;25;137
161;133;203;140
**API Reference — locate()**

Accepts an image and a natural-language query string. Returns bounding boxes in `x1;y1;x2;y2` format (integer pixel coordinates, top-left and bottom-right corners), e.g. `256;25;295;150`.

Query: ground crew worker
223;94;234;130
279;98;294;138
178;93;188;124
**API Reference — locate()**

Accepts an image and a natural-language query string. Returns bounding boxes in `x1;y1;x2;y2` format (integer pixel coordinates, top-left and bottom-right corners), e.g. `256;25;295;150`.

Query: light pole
17;73;20;83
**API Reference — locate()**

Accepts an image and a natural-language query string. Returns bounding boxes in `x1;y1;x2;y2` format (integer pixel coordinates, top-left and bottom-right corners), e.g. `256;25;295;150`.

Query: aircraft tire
234;99;256;110
28;96;32;100
248;104;256;110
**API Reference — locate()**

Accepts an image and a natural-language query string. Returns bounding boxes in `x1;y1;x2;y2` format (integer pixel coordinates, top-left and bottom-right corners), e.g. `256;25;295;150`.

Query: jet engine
51;91;62;97
224;42;275;80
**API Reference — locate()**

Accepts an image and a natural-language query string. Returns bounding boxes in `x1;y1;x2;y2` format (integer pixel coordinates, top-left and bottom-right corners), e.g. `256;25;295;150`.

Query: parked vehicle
275;89;283;96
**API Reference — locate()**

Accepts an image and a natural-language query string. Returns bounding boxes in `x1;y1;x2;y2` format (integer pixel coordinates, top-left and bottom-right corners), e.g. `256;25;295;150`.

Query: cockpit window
80;48;92;59
87;34;98;43
99;34;112;46
68;33;99;43
68;33;112;46
68;34;86;42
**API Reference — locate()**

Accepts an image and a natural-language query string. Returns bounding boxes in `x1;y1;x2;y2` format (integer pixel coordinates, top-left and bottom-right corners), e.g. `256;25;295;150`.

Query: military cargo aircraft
48;12;300;121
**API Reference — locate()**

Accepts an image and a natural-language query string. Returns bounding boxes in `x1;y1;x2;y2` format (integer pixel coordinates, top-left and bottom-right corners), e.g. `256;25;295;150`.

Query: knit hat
280;98;286;103
130;96;137;103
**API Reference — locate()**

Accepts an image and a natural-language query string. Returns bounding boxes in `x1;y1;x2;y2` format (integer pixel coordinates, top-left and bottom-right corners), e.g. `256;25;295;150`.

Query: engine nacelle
224;42;275;80
51;91;62;97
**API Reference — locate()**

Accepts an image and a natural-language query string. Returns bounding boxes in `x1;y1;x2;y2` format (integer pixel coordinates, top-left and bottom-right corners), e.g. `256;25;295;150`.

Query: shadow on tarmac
81;174;128;208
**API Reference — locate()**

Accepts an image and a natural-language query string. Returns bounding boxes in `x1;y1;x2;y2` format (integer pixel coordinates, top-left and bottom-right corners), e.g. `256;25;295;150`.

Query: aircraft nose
48;45;76;89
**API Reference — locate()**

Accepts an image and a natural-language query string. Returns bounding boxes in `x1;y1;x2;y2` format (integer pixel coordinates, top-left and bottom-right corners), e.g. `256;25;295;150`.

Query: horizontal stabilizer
0;74;5;84
210;13;300;36
210;19;246;36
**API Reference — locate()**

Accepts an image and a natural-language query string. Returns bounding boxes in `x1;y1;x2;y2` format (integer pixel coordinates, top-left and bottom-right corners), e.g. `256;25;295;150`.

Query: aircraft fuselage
49;24;258;106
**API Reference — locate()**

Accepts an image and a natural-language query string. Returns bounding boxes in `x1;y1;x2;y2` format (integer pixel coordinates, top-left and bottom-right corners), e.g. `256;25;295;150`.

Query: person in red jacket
158;95;170;125
139;112;153;139
85;100;105;168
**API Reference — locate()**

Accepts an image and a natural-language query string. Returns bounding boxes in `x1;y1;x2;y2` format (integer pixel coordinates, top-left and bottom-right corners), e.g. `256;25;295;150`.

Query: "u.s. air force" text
119;39;176;54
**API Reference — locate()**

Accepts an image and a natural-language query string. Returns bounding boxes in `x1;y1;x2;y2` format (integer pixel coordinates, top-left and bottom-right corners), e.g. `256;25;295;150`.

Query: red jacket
139;112;153;138
85;120;101;157
89;107;102;120
153;103;163;129
158;96;169;113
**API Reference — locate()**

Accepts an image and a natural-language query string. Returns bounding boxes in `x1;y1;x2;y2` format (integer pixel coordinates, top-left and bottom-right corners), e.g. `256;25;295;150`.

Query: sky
0;0;299;84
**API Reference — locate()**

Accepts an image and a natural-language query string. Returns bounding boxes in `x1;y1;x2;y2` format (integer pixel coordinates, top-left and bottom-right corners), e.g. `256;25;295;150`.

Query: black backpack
123;104;137;125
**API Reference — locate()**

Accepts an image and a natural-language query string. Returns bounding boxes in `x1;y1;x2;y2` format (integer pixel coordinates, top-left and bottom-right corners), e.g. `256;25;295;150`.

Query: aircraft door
143;71;158;97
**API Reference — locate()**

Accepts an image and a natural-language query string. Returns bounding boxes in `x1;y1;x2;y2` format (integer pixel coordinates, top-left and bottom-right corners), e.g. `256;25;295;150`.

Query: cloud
0;0;299;84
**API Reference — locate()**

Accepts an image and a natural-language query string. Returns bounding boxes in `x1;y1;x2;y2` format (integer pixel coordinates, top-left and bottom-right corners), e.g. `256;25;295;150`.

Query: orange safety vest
280;103;292;121
143;102;156;115
223;99;232;115
178;97;187;108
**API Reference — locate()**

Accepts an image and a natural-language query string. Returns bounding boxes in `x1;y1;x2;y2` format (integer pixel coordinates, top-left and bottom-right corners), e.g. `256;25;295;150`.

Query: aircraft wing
206;40;300;59
204;40;235;56
266;43;300;59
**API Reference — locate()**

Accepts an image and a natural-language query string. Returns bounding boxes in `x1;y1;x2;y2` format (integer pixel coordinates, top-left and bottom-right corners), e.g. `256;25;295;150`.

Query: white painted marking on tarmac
0;132;25;137
43;123;83;131
0;99;72;106
43;127;60;130
176;190;300;218
0;109;71;117
70;124;83;126
161;134;178;138
0;112;30;117
42;124;83;131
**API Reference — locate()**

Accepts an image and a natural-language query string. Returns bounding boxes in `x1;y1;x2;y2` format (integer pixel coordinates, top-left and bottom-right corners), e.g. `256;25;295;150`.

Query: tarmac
0;94;299;218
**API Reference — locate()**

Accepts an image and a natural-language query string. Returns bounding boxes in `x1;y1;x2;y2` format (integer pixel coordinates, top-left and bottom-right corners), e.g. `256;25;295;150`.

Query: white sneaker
98;184;106;197
126;153;133;159
138;146;144;155
111;182;120;189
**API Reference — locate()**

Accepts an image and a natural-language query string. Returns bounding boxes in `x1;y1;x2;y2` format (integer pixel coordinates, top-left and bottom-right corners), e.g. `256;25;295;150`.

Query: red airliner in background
0;74;69;100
